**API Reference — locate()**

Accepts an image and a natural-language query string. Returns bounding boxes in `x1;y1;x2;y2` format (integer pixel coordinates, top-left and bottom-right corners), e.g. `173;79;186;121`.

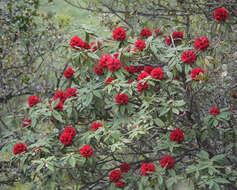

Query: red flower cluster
50;99;64;111
120;162;131;173
210;107;220;116
165;31;183;46
155;28;163;36
160;155;174;169
94;54;122;75
140;28;152;38
90;41;102;52
172;31;183;39
113;27;127;41
83;42;91;50
70;36;84;50
80;145;93;158
150;67;164;80
190;68;204;81
60;126;77;146
110;167;127;188
214;8;228;22
22;119;32;127
91;122;103;131
107;58;122;72
110;170;122;182
64;126;77;137
170;129;184;143
106;77;115;85
28;95;40;107
137;82;148;93
124;66;144;74
13;142;27;155
135;40;146;51
94;66;104;75
116;181;125;188
115;93;129;105
181;50;196;64
128;79;134;84
141;162;155;176
144;66;154;74
64;67;75;78
50;88;77;111
138;71;149;81
194;36;210;51
66;88;77;98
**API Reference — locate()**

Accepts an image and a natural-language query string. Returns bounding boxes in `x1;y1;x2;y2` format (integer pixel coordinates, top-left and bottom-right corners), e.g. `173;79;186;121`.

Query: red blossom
128;79;134;84
13;142;27;155
150;67;164;80
64;67;75;78
109;170;122;182
141;162;155;176
22;119;32;127
54;91;67;102
28;95;40;107
94;66;104;75
107;58;121;72
135;40;146;51
137;82;148;93
214;8;228;22
66;88;77;98
194;37;210;51
155;28;163;35
161;155;175;169
124;66;143;74
181;50;196;64
190;68;204;81
144;66;154;74
140;28;152;38
50;99;64;111
170;129;184;143
210;107;220;116
115;93;129;105
80;145;93;158
116;181;125;188
165;31;183;46
98;54;113;69
138;71;149;81
64;126;76;138
172;31;183;39
165;37;171;46
60;132;73;146
106;77;115;85
113;27;127;41
91;122;103;131
83;42;91;50
120;162;131;173
70;36;84;50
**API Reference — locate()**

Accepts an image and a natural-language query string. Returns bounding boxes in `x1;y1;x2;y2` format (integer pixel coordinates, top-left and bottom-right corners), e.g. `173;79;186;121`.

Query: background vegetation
0;0;237;189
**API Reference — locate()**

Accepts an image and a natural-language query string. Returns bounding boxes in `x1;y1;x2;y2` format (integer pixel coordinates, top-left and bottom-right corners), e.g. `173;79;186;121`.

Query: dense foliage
0;0;237;190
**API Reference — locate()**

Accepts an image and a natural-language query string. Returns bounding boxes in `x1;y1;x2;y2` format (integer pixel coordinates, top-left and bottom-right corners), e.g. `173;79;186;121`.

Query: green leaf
172;108;179;115
215;178;230;184
154;118;165;127
159;107;170;116
174;100;186;107
211;154;226;162
198;150;209;159
70;156;76;168
87;52;99;60
52;111;64;123
176;63;182;72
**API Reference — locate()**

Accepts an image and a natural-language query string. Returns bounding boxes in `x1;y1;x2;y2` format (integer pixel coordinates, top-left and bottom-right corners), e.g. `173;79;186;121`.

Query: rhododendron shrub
2;17;237;190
